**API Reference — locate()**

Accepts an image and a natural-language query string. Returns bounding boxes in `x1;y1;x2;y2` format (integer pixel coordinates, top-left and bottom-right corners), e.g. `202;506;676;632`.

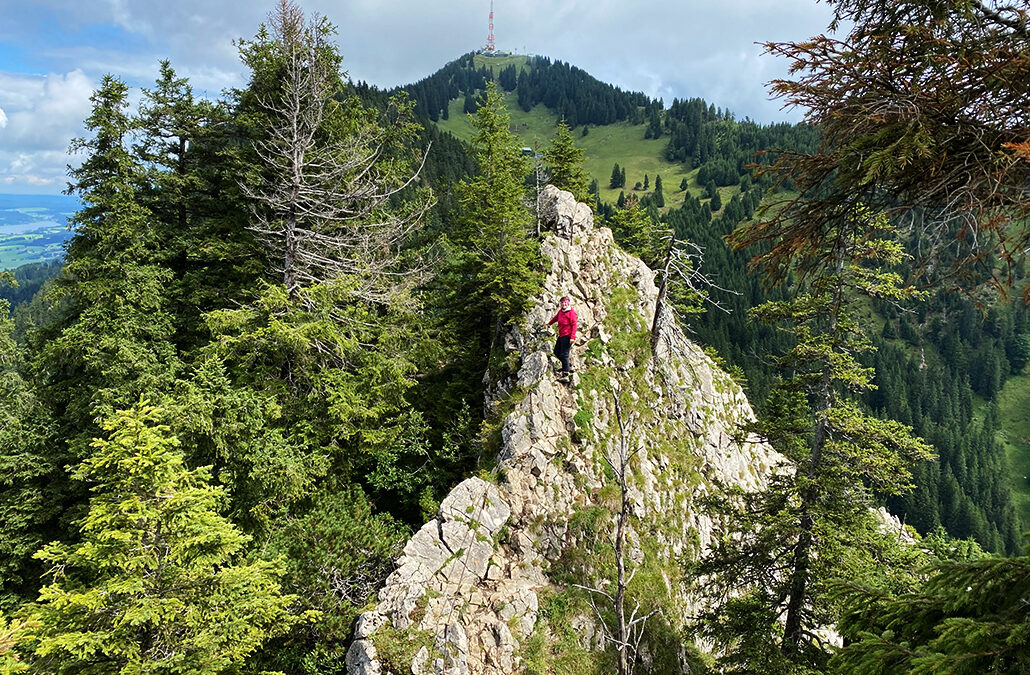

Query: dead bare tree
241;0;433;307
574;387;657;674
651;232;739;355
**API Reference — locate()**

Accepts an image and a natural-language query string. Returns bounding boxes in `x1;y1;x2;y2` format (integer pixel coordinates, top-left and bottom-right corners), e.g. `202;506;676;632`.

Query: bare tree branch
241;0;434;306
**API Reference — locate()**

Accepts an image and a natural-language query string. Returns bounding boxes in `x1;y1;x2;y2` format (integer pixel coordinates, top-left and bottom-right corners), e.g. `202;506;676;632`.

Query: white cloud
0;149;72;193
0;69;94;152
0;0;839;193
12;0;836;121
0;70;93;192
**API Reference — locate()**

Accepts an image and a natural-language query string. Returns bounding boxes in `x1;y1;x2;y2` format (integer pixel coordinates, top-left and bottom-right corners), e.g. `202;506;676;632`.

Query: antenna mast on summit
485;0;496;53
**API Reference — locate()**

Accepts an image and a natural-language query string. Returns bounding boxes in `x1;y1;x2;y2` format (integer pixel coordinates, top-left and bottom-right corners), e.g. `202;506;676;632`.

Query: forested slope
3;1;1030;671
383;48;1025;554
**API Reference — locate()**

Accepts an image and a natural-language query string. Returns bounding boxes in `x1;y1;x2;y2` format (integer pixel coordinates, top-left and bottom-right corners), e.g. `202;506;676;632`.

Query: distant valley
0;193;77;269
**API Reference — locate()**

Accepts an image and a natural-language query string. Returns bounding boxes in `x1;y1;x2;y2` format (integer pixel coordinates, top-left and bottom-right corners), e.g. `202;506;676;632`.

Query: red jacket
548;307;577;341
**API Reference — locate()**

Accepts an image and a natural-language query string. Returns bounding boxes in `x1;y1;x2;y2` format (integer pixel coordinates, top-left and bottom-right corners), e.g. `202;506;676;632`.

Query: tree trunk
284;203;299;301
616;478;630;675
782;235;846;654
650;236;675;355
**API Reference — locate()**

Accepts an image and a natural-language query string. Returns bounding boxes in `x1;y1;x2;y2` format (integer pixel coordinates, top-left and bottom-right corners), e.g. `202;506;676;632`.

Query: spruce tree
236;1;430;304
0;614;32;672
608;196;661;266
693;208;934;671
833;554;1030;673
543;120;590;202
136;61;260;350
33;74;180;455
30;402;298;674
185;0;436;525
0;281;54;611
453;81;539;343
610;162;622;189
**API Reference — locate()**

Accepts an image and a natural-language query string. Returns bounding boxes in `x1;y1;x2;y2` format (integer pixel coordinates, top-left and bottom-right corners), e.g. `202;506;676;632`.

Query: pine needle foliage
694;208;934;671
832;555;1030;674
750;0;1030;289
30;401;299;674
543;120;590;203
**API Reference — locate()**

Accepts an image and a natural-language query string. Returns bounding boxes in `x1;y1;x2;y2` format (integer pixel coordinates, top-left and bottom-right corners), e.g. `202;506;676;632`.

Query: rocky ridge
347;186;780;674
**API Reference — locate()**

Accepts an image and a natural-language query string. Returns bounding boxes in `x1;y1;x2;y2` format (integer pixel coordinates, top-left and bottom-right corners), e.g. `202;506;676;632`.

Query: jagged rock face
348;185;779;674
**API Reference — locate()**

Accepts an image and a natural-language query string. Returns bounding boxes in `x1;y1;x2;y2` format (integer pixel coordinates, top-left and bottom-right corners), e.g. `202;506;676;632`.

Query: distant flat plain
0;194;78;269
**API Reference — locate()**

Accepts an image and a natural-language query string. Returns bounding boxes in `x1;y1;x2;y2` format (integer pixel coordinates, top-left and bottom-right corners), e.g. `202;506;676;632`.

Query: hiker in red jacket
548;296;578;380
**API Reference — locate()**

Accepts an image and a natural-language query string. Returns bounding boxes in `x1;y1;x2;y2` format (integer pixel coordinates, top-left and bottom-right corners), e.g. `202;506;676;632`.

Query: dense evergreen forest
398;53;651;126
3;0;1030;672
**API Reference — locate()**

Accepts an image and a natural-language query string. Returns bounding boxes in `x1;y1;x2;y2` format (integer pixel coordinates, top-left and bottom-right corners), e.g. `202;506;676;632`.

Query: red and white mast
485;0;496;52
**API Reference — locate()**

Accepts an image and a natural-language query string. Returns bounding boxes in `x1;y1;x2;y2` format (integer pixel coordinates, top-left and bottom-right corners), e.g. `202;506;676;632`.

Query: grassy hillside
472;52;532;74
434;92;728;214
997;373;1030;527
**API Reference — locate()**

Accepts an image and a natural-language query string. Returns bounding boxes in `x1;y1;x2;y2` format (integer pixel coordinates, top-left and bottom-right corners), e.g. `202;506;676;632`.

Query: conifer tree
0;281;54;611
237;0;431;305
832;553;1030;673
543;120;590;202
608;195;661;267
760;0;1030;284
183;0;436;525
710;189;722;212
610;162;623;189
694;208;934;671
653;174;665;207
453;81;539;346
136;61;260;348
30;402;298;674
0;614;33;673
35;76;179;435
704;179;718;200
136;61;211;243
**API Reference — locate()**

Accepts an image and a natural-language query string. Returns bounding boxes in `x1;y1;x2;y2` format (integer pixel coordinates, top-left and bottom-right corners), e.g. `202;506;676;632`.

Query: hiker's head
560;296;571;308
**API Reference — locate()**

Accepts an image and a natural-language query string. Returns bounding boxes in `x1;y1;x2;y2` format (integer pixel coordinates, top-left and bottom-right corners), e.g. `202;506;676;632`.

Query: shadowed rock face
348;186;779;675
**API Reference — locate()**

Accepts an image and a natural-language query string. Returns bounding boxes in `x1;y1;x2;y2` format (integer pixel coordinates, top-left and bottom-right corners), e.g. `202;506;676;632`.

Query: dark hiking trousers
554;335;571;375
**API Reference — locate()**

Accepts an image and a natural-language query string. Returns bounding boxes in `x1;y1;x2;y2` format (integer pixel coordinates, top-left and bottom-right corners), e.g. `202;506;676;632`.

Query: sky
0;0;836;195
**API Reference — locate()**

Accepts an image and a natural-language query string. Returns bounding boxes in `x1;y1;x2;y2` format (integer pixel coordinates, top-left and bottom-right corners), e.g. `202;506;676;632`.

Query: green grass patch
437;94;560;148
472;53;532;75
370;621;436;673
432;94;699;214
577;123;695;205
523;588;613;675
996;372;1030;527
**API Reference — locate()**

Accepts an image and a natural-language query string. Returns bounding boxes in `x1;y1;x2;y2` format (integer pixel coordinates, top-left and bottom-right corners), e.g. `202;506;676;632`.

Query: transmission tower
485;0;496;53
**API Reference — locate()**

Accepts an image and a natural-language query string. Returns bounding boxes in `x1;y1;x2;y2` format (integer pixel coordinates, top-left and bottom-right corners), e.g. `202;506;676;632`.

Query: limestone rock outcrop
348;185;780;674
